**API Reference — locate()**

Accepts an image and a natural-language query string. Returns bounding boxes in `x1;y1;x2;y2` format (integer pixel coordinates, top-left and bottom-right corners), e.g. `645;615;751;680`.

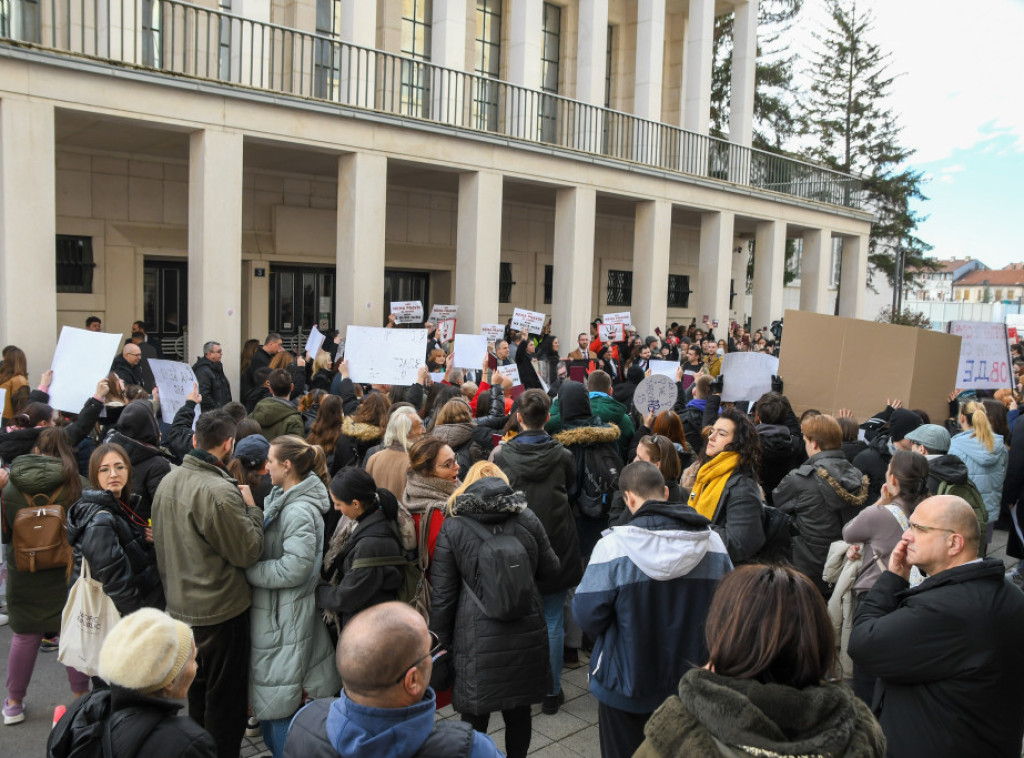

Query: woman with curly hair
687;406;766;563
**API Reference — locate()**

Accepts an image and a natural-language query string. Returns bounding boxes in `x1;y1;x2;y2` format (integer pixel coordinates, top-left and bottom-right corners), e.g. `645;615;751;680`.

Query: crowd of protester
1;312;1024;758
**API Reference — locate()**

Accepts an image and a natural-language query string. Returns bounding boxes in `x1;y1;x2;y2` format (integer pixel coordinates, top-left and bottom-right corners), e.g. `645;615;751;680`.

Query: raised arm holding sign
48;327;124;413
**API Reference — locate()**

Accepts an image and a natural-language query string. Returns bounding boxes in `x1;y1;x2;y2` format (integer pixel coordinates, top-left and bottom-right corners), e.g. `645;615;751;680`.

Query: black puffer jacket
429;479;559;716
316;506;404;628
709;472;766;565
772;450;869;593
66;489;165;616
0;397;103;464
192;356;232;412
107;401;174;521
331;418;385;474
494;432;580;594
111;354;145;389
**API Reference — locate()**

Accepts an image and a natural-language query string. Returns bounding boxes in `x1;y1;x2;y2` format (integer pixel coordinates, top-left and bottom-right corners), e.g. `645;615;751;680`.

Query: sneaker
245;715;261;738
40;636;59;653
0;613;8;627
541;690;565;716
3;699;25;725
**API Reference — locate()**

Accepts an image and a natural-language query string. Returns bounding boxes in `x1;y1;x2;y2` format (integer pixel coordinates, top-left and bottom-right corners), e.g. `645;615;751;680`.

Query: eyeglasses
907;521;955;535
390;631;443;685
436;458;458;470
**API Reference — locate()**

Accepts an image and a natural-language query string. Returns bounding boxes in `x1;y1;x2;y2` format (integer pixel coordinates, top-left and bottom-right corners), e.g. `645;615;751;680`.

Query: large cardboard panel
778;309;961;425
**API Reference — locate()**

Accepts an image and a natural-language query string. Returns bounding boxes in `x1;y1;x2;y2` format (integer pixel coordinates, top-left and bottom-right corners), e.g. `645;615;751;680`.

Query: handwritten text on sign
149;359;200;425
949;321;1011;389
345;326;427;385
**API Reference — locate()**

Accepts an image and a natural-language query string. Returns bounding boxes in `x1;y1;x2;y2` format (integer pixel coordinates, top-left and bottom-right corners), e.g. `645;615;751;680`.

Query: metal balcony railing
1;0;865;209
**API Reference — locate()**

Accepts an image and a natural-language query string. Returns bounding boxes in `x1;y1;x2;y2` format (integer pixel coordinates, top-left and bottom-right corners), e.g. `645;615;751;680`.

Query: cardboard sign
495;365;522;386
48;327;124;413
948;321;1012;390
345;326;426;385
149;359;199;424
304;325;326;358
428;304;458;322
720;353;779;403
633;374;678;416
511;308;545;334
778;309;960;426
481;323;506;342
453;334;488;369
647;360;679;379
603;311;631;326
598;323;626;342
436;318;456;343
391;301;424;324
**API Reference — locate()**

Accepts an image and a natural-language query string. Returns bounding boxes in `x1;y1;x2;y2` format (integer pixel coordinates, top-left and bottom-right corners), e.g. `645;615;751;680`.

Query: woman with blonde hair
949;399;1007;543
245;435;340;757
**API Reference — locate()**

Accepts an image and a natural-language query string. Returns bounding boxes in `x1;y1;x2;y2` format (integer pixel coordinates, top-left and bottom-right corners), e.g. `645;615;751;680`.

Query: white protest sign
0;388;6;419
391;301;424;324
602;311;632;326
454;334;488;369
304;325;326;358
948;321;1012;389
436;318;456;344
633;374;678;416
720;352;780;403
495;365;522;386
48;327;124;414
428;304;458;322
647;360;679;379
428;372;445;384
511;308;546;334
345;326;426;385
149;359;199;425
598;323;625;342
481;323;505;342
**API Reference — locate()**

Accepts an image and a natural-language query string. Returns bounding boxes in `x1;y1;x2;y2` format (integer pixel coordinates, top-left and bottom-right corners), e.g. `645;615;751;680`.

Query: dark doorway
269;265;336;336
143;259;188;359
384;269;430;315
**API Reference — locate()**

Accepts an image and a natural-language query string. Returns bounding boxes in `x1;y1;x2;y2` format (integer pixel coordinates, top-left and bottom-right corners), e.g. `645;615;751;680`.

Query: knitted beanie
98;608;193;695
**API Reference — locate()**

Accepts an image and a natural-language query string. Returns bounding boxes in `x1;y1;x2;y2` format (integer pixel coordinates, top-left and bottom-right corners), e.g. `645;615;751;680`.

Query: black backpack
573;442;623;518
47;685;163;758
459;515;535;621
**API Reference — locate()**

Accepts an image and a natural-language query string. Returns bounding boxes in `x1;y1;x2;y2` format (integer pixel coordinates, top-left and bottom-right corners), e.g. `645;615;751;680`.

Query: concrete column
752;220;787;332
551;186;596;347
188;129;243;392
683;0;715;135
631;199;672;336
336;152;387;330
799;228;832;314
696;210;734;325
455;171;503;332
634;0;665;121
507;0;543;89
338;0;377;107
0;98;57;377
577;0;608;105
729;0;757;147
431;0;467;123
839;234;868;319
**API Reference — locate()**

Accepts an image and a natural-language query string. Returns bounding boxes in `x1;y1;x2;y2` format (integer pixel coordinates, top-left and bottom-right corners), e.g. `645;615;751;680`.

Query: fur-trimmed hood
553;423;621;447
341;416;385;442
449;477;527;516
816;468;870;507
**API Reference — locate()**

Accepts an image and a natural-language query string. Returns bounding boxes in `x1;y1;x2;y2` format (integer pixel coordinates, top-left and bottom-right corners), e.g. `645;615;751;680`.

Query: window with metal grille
538;2;560;142
606;269;632;306
667;274;691;308
473;0;502;131
544;265;553;304
401;0;433;118
55;235;95;294
499;262;515;303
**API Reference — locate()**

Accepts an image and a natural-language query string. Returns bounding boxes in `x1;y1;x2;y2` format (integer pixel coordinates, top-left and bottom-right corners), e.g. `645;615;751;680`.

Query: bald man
111;342;145;388
283;602;501;758
849;496;1024;758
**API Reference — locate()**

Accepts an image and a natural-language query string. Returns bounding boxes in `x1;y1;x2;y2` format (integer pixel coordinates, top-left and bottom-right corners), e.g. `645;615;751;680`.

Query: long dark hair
721;406;761;476
329;467;398;520
34;427;83;504
705;564;837;688
308;394;344;450
88;443;133;500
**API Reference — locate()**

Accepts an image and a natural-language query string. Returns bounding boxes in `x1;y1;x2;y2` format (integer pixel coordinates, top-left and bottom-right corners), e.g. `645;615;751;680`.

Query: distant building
906;259;987;301
953;265;1024;304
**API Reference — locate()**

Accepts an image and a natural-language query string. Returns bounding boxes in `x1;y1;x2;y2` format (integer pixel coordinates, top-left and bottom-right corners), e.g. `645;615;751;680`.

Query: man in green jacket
547;370;635;460
152;410;264;758
250;368;304;441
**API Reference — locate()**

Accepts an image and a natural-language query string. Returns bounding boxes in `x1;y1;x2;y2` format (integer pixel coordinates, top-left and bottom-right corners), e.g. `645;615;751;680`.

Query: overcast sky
794;0;1024;269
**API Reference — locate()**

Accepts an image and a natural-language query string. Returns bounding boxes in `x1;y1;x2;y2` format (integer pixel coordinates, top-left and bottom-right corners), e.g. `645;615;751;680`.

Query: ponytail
964;401;995;452
329;467;399;520
270;435;317;478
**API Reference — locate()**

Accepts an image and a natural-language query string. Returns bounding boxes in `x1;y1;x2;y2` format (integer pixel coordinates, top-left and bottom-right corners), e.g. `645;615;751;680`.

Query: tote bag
58;558;121;677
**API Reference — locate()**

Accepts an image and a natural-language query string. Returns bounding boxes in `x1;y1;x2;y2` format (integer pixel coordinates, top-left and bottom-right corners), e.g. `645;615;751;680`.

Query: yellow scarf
689;451;740;520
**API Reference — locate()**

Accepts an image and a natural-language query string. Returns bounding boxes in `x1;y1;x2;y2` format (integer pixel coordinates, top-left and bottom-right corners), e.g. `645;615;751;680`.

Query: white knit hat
98;608;193;695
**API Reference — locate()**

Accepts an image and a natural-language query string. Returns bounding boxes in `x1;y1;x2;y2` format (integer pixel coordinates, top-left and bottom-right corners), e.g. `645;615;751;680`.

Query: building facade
953;265;1024;304
906;258;986;302
1;0;872;388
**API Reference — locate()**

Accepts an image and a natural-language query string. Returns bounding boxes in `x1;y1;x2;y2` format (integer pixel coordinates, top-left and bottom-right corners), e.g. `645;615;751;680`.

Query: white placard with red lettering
598;323;626;342
602;312;632;326
428;304;458;322
511;308;546;334
436;318;456;343
481;323;506;342
495;365;522;386
391;301;424;324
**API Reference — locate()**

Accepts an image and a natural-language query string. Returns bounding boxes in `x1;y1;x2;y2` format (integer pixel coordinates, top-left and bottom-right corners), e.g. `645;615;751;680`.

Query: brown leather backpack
12;488;72;574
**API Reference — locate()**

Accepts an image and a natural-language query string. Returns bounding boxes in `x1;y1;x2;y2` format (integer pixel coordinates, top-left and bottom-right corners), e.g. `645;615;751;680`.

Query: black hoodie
106;400;173;521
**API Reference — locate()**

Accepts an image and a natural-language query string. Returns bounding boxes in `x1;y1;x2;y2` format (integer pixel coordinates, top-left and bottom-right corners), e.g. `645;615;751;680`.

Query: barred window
55;235;95;294
667;274;691;308
606;269;632;307
499;261;515;303
544;265;553;304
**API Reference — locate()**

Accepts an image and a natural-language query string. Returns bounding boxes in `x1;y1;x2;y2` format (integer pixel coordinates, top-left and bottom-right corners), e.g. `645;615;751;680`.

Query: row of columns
334;0;756;145
0;100;867;390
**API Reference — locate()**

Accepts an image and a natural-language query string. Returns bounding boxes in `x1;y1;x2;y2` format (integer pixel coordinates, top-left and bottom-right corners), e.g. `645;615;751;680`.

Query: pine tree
710;0;802;151
800;0;934;298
